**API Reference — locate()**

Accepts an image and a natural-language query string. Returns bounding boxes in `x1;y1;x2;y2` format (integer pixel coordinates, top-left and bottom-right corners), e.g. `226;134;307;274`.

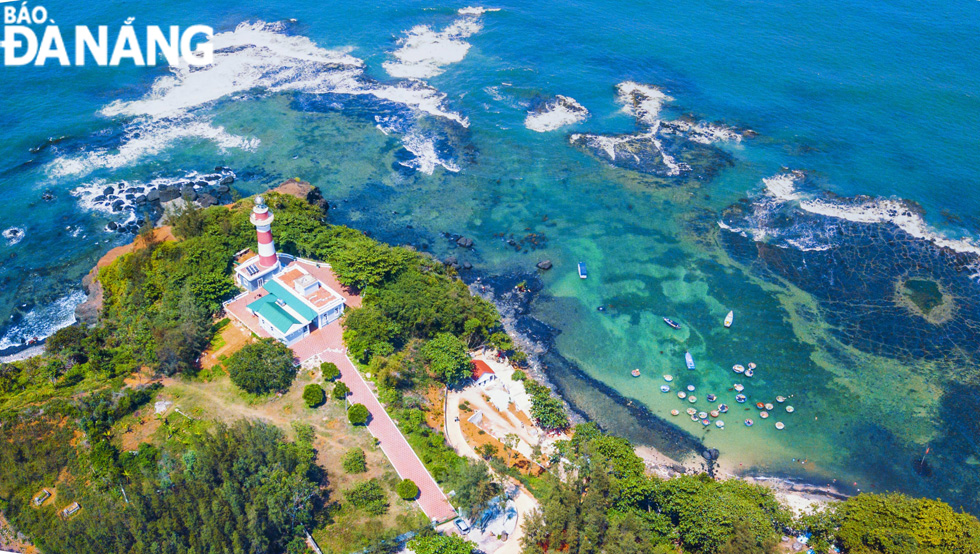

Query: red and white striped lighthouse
250;196;279;269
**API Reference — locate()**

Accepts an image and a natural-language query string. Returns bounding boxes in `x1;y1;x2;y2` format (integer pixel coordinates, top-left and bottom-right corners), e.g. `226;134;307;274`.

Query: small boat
760;411;769;419
688;396;697;403
724;310;734;328
744;369;754;378
775;422;785;430
686;384;695;392
663;374;673;382
785;406;795;413
745;419;754;427
664;317;681;330
678;391;687;399
733;364;745;374
756;402;765;409
776;396;786;403
715;420;725;429
686;408;697;416
747;362;757;370
701;418;711;426
671;409;680;416
685;352;695;370
735;394;747;403
631;368;641;377
577;262;588;279
709;410;719;418
706;394;717;402
733;383;744;392
765;403;774;411
698;411;708;419
718;404;729;413
660;385;670;393
691;414;699;422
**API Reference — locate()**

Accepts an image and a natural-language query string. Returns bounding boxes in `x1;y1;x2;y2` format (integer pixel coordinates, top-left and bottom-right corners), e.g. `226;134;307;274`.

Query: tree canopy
420;333;472;386
226;338;297;395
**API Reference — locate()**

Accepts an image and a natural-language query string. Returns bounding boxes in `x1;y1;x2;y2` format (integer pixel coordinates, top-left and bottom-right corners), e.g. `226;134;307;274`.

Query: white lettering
146;26;179;66
31;6;47;24
35;26;69;65
75;26;108;66
4;6;15;25
16;3;31;25
109;25;144;66
2;26;38;66
180;25;212;66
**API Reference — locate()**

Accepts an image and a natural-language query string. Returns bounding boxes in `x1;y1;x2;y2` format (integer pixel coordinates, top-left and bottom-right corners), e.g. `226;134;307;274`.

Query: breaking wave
383;7;495;80
0;289;87;351
524;95;589;132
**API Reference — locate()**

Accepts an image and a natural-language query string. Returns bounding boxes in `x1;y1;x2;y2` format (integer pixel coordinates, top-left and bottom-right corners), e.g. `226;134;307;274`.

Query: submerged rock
536;260;553;270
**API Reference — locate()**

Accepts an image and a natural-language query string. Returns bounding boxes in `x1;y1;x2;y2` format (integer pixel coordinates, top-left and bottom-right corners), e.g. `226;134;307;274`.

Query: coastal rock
134;194;147;205
536;260;553;270
456;236;474;248
41;191;55;201
216;184;230;193
181;186;197;201
111;200;124;212
462;261;473;270
197;193;217;208
443;256;459;269
146;189;160;203
158;188;181;202
103;186;115;196
106;221;118;231
219;175;235;186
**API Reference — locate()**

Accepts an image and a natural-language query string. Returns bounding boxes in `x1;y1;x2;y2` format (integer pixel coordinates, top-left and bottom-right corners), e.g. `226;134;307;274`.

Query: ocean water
2;0;979;511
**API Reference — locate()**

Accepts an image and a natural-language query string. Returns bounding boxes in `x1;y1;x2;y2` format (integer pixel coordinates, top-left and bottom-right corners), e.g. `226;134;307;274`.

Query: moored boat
686;408;697;416
671;409;680;416
724;310;734;328
577;262;587;279
733;383;744;392
785;406;795;413
664;317;681;330
744;369;754;378
685;351;695;370
706;394;717;402
718;404;729;413
663;374;673;382
760;411;769;419
775;422;785;430
744;419;754;427
678;391;687;399
631;368;641;377
686;384;695;392
715;420;725;428
733;364;745;374
660;385;670;392
688;396;697;403
735;394;747;403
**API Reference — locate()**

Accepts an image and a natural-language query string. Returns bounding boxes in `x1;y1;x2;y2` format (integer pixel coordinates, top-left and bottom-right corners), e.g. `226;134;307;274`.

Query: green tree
226;338;297;395
321;361;340;381
525;381;569;430
302;384;326;408
408;534;475;554
396;478;419;500
348;403;370;425
344;479;389;516
421;333;471;386
332;380;351;400
342;448;367;474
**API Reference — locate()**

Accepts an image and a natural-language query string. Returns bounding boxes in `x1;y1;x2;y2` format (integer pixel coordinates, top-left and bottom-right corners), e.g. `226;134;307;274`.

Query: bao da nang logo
1;1;213;66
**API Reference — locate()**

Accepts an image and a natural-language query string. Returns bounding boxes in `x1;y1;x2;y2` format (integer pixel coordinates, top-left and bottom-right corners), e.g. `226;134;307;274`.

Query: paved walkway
321;347;457;522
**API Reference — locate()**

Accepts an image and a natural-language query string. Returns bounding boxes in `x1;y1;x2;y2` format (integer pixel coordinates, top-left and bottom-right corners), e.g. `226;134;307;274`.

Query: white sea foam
0;289;88;351
525;95;589;132
660;119;742;145
616;81;672;125
762;171;806;202
2;227;25;246
399;132;460;175
383;8;492;79
50;20;471;181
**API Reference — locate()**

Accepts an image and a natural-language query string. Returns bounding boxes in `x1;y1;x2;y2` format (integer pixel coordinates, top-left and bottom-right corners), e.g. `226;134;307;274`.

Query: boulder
111;199;124;212
134;195;147;205
456;237;474;248
536;260;553;270
197;193;217;208
216;184;230;193
41;191;55;201
462;261;473;270
158;188;181;202
180;186;197;201
146;189;160;203
106;221;118;231
103;186;115;196
219;175;235;186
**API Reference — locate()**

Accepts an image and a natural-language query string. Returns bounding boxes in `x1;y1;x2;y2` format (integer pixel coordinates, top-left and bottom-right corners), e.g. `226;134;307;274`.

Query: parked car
453;518;471;535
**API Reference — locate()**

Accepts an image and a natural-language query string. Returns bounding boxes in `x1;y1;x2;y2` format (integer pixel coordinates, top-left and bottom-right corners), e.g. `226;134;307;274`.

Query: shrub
421;333;471;386
408;534;475;554
344;479;388;516
227;338;297;395
348;403;370;425
321;361;340;381
511;370;526;381
342;448;367;474
332;381;350;400
396;479;419;500
302;384;325;408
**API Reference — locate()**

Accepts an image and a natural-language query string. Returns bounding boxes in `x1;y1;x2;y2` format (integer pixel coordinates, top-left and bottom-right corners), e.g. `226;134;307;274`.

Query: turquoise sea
1;0;979;511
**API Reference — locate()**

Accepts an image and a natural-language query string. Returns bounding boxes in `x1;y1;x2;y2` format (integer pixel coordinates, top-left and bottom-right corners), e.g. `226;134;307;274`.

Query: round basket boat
660;385;670;393
759;411;769;419
698;411;708;419
744;419;754;427
686;384;696;392
765;403;774;411
776;395;786;403
691;414;699;422
709;410;720;418
715;420;725;429
671;409;680;416
718;404;729;413
678;391;687;399
701;418;711;426
744;369;754;378
664;374;673;382
733;384;745;392
631;368;641;377
733;364;745;374
686;408;697;416
785;406;795;413
756;402;765;409
688;396;697;403
748;362;757;370
775;422;785;430
735;394;747;403
706;394;717;402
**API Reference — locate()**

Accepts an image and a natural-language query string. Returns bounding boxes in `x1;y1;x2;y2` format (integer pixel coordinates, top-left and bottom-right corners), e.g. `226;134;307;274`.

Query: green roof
263;280;318;322
246;294;301;334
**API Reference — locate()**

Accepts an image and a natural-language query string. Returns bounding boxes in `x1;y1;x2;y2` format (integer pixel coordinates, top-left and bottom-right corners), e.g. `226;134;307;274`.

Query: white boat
577;262;587;279
685;352;695;370
724;310;734;328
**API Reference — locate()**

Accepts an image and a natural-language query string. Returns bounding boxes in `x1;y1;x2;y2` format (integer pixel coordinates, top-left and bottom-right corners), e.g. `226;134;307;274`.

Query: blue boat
577;262;587;279
663;317;681;329
685;351;695;370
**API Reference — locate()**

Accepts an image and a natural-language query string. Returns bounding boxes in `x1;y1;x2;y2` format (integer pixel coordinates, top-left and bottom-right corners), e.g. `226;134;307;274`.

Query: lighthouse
250;196;280;270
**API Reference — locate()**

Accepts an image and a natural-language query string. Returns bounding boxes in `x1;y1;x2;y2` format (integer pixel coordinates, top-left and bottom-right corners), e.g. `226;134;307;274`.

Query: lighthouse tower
251;196;279;270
